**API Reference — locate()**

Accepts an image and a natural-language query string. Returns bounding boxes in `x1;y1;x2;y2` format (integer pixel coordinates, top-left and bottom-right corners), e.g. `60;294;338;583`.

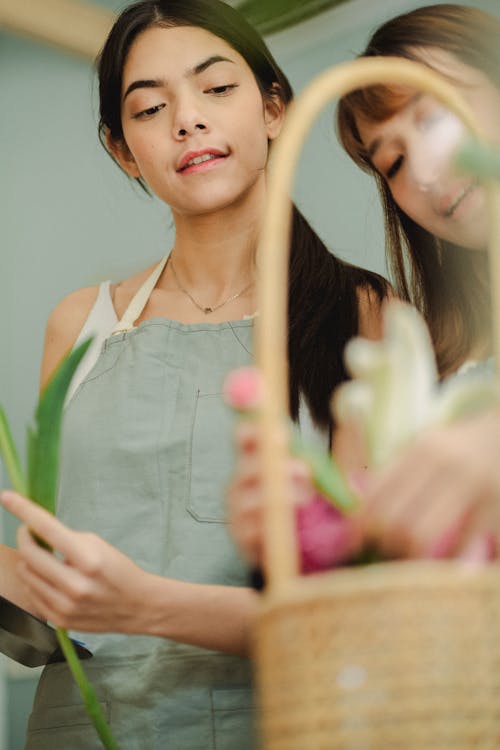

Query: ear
264;84;286;141
105;130;142;179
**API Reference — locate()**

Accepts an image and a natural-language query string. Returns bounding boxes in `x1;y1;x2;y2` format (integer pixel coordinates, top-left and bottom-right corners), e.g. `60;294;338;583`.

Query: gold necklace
169;255;254;315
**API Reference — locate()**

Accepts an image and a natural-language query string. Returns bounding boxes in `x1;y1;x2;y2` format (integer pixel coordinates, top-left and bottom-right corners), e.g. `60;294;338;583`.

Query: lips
440;181;478;218
177;149;228;172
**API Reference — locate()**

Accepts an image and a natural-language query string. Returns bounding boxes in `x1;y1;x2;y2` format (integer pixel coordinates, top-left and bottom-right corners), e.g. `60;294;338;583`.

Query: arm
40;286;99;390
6;287;258;655
0;287;99;616
1;492;258;656
332;284;391;474
356;283;388;340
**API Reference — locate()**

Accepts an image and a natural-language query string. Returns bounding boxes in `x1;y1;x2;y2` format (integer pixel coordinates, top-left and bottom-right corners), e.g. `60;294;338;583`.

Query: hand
227;421;365;572
227;420;313;568
1;491;150;632
359;411;500;560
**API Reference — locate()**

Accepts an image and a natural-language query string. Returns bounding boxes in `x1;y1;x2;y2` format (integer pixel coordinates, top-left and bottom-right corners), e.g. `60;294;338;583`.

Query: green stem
0;417;118;749
56;629;119;750
0;407;28;496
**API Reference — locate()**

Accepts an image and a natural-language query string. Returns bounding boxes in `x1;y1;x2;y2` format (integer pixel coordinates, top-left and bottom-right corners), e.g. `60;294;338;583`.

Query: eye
419;110;444;132
132;103;166;120
205;84;239;96
386;154;404;180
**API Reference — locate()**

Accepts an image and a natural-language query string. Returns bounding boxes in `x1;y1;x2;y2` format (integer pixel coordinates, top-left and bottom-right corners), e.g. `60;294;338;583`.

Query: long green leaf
28;338;92;514
291;435;358;513
56;629;119;750
0;407;28;495
1;337;119;748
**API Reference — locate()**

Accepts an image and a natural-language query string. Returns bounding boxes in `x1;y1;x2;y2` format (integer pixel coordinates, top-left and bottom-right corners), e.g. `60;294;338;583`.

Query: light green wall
1;0;499;746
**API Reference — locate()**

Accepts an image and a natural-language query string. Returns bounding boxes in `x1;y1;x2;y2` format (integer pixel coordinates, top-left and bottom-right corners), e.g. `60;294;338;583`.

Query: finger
1;492;78;560
459;532;497;563
410;473;480;557
285;458;313;507
362;467;431;557
227;480;264;525
234;421;261;454
16;559;78;628
16;525;85;595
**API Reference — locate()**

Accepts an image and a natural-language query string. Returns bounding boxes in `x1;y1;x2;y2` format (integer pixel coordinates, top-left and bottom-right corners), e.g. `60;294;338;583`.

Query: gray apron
25;258;256;749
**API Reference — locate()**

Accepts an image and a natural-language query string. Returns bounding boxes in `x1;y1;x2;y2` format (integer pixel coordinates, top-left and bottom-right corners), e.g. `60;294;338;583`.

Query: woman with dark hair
0;1;387;747
337;3;500;376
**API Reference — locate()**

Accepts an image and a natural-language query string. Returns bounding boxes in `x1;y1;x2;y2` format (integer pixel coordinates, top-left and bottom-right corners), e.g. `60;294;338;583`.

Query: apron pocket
186;391;235;523
211;687;255;750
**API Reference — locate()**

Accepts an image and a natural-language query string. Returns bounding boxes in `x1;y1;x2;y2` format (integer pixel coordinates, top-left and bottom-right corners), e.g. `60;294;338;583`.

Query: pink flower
296;494;363;573
223;367;264;412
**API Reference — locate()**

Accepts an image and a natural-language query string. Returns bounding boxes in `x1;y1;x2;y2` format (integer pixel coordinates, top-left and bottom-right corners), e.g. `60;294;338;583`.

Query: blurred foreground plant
334;300;498;467
0;339;119;750
225;300;499;574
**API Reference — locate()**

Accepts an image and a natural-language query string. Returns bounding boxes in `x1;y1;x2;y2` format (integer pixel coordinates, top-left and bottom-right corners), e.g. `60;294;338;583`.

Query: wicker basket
254;561;500;749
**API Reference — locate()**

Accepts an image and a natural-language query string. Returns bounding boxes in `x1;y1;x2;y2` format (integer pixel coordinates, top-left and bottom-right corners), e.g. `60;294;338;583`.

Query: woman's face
113;25;284;216
356;48;500;250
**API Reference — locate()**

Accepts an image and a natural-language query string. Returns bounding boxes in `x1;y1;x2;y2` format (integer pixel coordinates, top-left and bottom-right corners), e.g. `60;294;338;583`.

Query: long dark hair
98;0;388;429
337;4;497;375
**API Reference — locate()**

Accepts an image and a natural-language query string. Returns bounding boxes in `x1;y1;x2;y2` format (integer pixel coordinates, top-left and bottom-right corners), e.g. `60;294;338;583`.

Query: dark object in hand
0;595;92;667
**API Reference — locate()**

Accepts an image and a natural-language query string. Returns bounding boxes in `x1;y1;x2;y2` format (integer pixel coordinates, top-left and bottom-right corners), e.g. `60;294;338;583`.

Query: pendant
204;307;214;314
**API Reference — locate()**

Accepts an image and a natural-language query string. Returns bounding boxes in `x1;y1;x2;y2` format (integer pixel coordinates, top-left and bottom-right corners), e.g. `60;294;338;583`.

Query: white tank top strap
112;255;170;335
66;280;118;403
75;280;117;344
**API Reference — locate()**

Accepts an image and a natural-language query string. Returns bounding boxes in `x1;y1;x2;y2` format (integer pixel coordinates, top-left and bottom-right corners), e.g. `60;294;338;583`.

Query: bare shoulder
356;284;396;340
40;286;100;391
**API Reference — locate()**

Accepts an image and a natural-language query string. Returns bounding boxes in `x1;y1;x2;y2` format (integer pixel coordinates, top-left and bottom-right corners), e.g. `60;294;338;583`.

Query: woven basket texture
255;561;500;750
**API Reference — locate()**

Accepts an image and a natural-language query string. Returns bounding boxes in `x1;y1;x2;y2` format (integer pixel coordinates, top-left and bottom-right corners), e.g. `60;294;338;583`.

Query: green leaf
56;628;119;750
239;0;350;34
0;406;28;495
28;338;92;514
291;435;358;513
1;337;119;748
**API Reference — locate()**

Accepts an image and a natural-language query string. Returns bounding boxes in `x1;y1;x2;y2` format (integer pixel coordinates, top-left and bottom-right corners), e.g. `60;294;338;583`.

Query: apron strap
111;255;170;335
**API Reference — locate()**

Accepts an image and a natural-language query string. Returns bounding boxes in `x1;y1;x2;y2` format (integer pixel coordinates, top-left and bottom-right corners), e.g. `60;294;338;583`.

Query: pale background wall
1;0;499;746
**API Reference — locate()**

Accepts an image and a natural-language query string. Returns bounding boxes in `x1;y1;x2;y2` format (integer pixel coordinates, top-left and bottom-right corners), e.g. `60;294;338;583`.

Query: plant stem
0;407;28;496
56;628;119;750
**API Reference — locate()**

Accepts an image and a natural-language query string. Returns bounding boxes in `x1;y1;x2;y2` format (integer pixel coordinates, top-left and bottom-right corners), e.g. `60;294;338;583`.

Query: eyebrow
365;93;423;161
122;55;235;102
367;137;381;160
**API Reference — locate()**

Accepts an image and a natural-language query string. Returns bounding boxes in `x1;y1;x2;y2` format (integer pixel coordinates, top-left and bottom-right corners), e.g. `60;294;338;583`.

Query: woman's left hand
1;491;149;632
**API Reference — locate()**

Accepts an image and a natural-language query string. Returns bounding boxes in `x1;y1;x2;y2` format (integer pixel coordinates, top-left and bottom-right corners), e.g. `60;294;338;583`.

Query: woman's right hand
1;491;150;633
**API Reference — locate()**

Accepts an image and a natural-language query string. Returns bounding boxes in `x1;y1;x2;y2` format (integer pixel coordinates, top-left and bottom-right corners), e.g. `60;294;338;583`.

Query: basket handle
255;56;493;592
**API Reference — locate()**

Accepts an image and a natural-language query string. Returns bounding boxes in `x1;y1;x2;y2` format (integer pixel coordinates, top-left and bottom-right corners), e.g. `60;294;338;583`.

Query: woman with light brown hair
337;3;500;377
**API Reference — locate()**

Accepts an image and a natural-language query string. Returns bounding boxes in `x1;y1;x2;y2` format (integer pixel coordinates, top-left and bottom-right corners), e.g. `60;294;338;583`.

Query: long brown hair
98;0;389;429
337;4;498;374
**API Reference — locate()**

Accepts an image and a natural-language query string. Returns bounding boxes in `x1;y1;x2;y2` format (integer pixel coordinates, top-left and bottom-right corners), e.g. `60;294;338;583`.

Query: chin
460;220;490;251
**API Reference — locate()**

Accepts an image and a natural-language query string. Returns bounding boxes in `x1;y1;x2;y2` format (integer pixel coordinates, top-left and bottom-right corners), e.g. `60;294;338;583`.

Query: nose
177;123;206;137
172;94;209;140
407;139;442;192
408;111;464;192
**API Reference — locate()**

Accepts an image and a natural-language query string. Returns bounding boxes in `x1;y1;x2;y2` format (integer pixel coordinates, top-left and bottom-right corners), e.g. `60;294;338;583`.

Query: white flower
333;301;498;466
